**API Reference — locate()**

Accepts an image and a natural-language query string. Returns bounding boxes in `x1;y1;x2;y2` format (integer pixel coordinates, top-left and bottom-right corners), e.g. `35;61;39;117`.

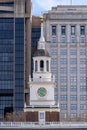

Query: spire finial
38;16;45;49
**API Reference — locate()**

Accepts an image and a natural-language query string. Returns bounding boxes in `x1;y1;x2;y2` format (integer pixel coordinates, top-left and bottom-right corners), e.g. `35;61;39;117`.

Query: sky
32;0;87;16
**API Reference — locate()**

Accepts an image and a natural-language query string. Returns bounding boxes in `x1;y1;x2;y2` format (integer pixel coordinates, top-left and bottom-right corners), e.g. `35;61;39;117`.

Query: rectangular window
71;37;76;43
70;49;77;55
80;58;86;64
80;26;85;35
80;49;86;55
70;95;77;101
61;26;66;35
71;26;75;35
70;58;77;64
70;77;77;83
70;85;77;91
61;86;67;91
51;37;56;43
80;105;87;110
80;85;86;91
71;104;77;110
61;104;67;110
60;58;67;64
61;95;67;101
80;95;87;101
61;37;66;43
80;37;85;43
52;26;56;35
60;49;67;55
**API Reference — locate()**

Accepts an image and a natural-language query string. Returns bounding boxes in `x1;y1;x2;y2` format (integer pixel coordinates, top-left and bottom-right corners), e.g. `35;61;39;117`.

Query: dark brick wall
26;112;38;122
46;112;60;122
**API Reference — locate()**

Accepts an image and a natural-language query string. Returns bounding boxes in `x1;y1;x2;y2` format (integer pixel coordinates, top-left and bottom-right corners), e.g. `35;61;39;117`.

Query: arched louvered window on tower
35;60;38;72
40;60;44;71
47;60;49;72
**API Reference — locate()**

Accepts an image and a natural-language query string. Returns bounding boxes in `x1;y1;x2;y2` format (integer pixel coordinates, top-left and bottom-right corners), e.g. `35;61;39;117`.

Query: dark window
47;61;49;72
35;61;37;72
40;60;44;71
61;26;66;35
80;26;85;35
71;26;75;35
52;26;56;35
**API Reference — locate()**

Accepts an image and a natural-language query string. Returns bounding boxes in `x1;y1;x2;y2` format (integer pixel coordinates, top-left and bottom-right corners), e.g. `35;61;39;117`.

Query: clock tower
24;16;60;123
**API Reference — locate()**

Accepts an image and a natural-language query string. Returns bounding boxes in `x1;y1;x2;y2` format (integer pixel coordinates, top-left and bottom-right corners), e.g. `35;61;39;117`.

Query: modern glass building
0;0;31;120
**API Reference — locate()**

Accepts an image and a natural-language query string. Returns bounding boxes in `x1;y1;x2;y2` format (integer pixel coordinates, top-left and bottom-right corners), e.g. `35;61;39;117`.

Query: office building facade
44;6;87;121
31;16;41;74
0;0;31;119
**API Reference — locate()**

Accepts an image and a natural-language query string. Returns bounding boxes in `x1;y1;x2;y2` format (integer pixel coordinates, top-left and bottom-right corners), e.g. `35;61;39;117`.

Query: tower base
24;106;60;124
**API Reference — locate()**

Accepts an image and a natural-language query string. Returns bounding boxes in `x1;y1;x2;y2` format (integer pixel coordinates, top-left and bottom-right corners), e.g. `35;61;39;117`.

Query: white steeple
38;16;46;50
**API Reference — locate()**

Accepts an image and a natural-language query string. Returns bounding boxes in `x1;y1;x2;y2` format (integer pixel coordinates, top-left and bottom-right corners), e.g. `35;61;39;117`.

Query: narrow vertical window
52;26;56;35
61;26;66;35
47;61;49;72
80;26;85;35
35;61;37;72
71;26;75;35
40;60;44;71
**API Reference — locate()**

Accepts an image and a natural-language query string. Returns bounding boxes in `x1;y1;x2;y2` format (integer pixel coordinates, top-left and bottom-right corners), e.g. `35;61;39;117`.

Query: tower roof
34;49;50;57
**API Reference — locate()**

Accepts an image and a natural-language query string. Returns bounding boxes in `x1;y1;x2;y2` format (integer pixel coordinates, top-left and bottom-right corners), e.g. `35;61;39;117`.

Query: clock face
37;87;47;97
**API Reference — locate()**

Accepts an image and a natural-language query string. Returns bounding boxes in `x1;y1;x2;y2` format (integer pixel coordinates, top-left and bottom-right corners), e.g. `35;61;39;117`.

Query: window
80;85;87;91
70;95;77;101
71;37;76;43
52;26;56;35
61;86;67;91
70;58;77;64
70;49;77;55
80;105;87;110
71;113;77;118
60;67;67;73
80;95;87;101
80;77;86;82
71;26;75;35
70;77;77;83
46;61;49;72
51;37;56;43
51;58;57;64
80;49;86;55
80;37;85;43
60;49;67;55
80;58;86;64
61;26;66;35
61;104;67;110
35;61;37;72
61;37;66;43
60;77;67;82
40;60;44;71
70;85;77;91
71;104;77;110
61;95;67;101
51;49;57;55
60;58;67;64
80;26;85;35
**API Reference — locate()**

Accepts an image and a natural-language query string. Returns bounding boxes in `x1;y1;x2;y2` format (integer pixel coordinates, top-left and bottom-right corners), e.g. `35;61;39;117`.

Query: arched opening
40;60;44;71
35;60;37;72
47;60;49;72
